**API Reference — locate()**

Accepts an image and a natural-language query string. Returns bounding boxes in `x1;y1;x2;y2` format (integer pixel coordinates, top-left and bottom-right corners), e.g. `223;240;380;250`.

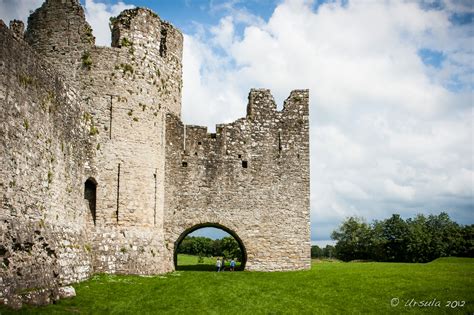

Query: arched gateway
174;223;248;270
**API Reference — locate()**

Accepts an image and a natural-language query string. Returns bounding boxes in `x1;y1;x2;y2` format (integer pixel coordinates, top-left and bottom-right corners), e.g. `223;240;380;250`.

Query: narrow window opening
116;163;120;223
242;160;248;168
160;27;168;58
198;141;202;145
278;131;282;153
84;178;97;225
194;152;198;156
153;171;157;226
238;154;241;159
108;95;113;139
182;161;188;167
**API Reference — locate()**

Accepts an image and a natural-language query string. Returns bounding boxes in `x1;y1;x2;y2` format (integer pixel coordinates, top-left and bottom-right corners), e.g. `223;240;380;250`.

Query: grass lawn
177;254;242;271
1;257;472;314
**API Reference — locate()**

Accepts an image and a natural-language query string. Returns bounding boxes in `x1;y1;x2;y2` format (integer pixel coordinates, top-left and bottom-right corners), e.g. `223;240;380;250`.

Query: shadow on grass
176;264;243;272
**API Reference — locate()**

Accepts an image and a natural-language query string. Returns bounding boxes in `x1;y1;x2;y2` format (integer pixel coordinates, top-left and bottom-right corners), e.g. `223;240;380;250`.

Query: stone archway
173;222;248;270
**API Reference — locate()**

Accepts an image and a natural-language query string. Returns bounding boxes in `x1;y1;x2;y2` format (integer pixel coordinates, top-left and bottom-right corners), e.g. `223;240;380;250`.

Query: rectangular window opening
242;160;248;168
182;161;188;167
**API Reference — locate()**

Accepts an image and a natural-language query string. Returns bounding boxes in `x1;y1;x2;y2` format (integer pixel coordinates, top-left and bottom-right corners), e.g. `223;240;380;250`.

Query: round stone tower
109;8;183;116
23;1;184;274
25;0;95;81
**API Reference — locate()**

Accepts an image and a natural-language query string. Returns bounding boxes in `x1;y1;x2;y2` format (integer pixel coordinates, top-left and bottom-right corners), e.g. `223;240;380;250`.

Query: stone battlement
166;89;309;164
111;8;183;63
0;0;310;309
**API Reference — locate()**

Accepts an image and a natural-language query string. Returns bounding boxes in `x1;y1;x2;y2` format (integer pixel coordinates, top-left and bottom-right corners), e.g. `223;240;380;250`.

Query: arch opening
174;223;247;271
84;177;97;225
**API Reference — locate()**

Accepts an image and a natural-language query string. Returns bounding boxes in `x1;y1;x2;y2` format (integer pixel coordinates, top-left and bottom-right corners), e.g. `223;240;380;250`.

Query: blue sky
1;0;472;246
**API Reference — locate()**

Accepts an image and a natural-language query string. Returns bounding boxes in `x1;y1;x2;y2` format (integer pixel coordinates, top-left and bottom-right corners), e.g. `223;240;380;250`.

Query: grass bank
2;257;472;314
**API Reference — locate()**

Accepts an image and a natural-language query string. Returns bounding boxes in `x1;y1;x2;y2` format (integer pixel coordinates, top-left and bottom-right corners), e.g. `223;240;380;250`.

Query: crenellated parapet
25;0;95;79
9;20;24;39
111;8;183;64
23;2;182;116
167;89;309;168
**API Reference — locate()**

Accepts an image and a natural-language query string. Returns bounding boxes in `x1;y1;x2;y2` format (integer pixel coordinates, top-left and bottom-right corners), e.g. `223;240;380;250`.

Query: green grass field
177;254;242;271
1;257;472;314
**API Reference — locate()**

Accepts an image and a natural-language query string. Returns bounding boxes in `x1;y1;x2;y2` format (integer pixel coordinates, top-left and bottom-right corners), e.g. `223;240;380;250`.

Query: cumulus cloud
0;0;43;25
182;0;473;243
83;0;135;46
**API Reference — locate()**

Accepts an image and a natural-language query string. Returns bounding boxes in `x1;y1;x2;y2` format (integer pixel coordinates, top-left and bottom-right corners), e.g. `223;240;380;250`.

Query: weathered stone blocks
0;0;310;309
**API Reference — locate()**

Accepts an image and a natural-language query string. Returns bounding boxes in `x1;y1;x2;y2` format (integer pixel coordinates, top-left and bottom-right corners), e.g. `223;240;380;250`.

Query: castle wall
0;3;185;306
164;89;311;271
0;21;93;308
1;0;311;308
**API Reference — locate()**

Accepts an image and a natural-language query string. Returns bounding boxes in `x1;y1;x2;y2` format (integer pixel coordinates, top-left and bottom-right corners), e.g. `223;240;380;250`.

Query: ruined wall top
25;0;95;53
166;88;309;166
246;89;309;119
111;8;183;63
21;1;183;116
24;1;182;63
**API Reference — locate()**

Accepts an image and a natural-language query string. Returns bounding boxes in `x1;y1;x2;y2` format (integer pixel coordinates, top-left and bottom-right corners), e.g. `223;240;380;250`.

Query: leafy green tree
331;212;469;263
311;245;323;258
211;239;222;257
221;236;242;260
425;212;462;260
323;245;335;258
331;217;371;261
460;225;474;257
380;214;409;262
405;214;431;262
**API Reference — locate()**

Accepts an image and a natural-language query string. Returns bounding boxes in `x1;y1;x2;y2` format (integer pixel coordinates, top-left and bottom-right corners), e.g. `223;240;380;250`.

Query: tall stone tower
23;0;184;274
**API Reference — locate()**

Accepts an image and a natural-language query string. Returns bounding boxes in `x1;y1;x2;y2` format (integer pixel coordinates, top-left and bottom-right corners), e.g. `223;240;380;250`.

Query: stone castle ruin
0;0;310;308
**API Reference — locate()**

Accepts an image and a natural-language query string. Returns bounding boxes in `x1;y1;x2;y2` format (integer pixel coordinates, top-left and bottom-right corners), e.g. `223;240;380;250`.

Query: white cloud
0;0;43;25
83;0;135;46
383;179;416;201
334;180;369;200
182;0;473;241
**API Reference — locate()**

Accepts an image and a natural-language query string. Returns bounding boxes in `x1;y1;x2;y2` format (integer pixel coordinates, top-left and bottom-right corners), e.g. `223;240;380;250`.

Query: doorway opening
84;177;97;225
174;223;247;271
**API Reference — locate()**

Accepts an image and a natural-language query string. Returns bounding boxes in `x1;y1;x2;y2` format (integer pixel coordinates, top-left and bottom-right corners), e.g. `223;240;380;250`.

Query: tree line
177;236;242;260
318;212;473;262
311;244;336;259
